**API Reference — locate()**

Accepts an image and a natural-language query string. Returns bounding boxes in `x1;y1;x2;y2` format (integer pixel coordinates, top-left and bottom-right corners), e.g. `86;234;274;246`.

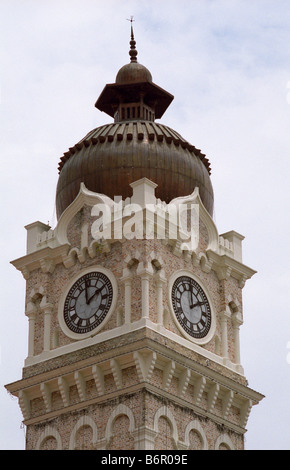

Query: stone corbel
74;371;86;401
178;368;191;398
171;239;183;257
20;266;30;280
193;376;206;406
18;390;30;420
110;358;122;389
39;258;55;274
222;390;234;419
77;247;88;264
216;265;232;281
207;383;220;414
133;350;156;382
240;399;253;428
62;249;77;268
238;274;248;288
58;376;70;407
40;382;52;413
163;360;175;391
199;253;213;273
92;364;105;395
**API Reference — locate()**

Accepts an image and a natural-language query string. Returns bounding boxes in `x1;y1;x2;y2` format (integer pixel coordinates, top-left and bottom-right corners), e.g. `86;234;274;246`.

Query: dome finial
127;16;137;63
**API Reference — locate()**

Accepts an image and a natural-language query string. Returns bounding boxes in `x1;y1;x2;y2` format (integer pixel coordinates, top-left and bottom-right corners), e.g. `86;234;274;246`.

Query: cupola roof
55;24;214;219
95;23;173;121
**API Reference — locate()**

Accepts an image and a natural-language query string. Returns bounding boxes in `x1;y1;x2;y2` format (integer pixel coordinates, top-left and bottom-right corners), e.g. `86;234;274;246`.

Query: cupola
55;25;214;219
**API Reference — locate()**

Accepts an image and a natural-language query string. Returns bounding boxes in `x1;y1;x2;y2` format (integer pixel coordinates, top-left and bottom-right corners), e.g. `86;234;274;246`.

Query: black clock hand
87;285;104;304
85;278;90;304
191;300;206;308
189;288;194;309
189;286;196;309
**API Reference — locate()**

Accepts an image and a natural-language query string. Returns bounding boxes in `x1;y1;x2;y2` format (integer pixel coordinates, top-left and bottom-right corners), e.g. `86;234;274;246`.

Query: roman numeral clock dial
171;275;212;340
63;272;113;334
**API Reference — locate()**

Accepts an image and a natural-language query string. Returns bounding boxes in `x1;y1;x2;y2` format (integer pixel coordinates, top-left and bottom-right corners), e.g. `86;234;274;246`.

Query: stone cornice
10;245;70;279
206;249;257;287
5;335;264;434
6;328;263;402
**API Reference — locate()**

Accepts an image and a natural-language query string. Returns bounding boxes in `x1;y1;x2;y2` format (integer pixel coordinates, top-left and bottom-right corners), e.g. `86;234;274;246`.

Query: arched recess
35;425;62;450
105;404;136;449
69;415;98;450
184;420;209;450
215;433;235;450
153;406;178;449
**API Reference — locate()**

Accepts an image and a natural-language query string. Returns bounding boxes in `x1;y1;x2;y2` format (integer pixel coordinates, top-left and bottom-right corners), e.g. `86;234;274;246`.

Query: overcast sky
0;0;290;450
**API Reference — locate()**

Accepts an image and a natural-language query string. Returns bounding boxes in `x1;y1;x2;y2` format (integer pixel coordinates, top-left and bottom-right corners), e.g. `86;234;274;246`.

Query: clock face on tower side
63;271;113;334
171;275;211;339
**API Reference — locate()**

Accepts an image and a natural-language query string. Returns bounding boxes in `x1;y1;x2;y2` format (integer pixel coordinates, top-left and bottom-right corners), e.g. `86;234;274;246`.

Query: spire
95;18;174;122
127;16;138;63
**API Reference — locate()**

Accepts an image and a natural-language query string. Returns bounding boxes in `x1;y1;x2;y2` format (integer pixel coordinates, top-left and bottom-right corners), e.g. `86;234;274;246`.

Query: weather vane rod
126;16;137;63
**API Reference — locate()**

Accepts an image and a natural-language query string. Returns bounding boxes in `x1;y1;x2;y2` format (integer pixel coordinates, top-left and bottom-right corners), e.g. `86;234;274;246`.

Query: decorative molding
6;345;264;434
58;376;70;407
18;390;30;420
178;368;191;398
92;365;105;395
133;350;156;382
110;358;122;389
74;371;86;401
208;383;220;414
11;183;256;285
163;360;175;392
207;250;257;288
240;399;253;429
193;376;206;406
40;382;52;413
55;183;114;247
222;390;234;419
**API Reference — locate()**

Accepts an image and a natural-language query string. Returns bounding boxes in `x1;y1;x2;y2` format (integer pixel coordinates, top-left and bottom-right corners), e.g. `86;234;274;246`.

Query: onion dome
55;25;214;219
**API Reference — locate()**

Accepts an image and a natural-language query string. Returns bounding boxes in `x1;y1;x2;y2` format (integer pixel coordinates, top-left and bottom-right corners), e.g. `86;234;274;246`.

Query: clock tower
6;26;263;451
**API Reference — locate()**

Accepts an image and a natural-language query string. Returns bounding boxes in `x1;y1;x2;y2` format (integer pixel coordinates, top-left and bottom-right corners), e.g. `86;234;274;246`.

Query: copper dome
116;62;153;84
55;26;214;219
56;121;214;219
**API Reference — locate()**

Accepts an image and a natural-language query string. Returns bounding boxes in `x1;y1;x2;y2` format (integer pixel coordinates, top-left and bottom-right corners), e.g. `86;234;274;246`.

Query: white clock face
171;275;211;339
64;271;113;334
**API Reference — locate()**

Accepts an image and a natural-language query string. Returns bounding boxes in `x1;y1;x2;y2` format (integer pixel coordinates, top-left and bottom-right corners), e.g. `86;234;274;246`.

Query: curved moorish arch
69;415;98;450
105;404;136;443
153;406;179;448
215;433;235;450
35;425;62;450
184;420;209;450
